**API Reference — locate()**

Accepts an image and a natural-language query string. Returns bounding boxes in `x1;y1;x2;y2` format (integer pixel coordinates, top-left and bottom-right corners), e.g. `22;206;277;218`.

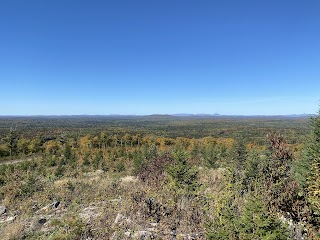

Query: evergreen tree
307;160;320;225
166;150;199;198
6;127;18;157
229;139;248;195
230;139;247;177
207;193;289;240
239;195;289;240
305;108;320;226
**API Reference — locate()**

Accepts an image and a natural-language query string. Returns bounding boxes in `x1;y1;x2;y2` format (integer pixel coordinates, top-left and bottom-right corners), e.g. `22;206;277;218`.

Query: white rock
114;213;126;224
0;206;7;215
133;231;152;239
6;215;17;223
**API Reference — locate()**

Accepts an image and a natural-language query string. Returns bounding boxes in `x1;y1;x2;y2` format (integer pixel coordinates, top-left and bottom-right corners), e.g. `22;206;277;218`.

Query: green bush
166;150;199;197
207;195;289;240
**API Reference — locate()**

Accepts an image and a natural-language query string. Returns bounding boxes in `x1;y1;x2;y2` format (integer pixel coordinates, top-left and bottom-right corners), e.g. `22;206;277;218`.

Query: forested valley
0;114;319;239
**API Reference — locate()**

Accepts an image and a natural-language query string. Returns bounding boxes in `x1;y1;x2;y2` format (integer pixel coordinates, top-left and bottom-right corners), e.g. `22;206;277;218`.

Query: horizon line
0;113;314;117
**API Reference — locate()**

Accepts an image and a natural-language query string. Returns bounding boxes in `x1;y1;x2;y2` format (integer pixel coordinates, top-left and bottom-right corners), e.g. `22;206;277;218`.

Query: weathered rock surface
38;201;61;212
132;230;153;239
114;213;127;225
79;206;101;222
0;215;16;224
0;206;7;215
279;215;308;240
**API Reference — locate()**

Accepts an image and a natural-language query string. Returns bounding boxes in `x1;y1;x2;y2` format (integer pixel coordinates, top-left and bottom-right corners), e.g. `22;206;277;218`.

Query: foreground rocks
0;206;7;215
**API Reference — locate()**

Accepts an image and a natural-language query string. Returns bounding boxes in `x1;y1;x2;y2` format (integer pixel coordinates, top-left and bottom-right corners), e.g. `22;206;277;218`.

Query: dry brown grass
0;220;24;240
0;163;228;239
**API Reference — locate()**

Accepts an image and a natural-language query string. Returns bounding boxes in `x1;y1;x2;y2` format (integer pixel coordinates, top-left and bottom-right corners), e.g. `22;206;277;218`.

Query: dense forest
0;114;319;239
0;115;310;158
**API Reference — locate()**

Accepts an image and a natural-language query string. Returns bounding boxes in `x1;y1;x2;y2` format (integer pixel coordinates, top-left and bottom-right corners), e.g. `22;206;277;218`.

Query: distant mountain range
138;113;313;119
171;113;221;117
158;113;312;118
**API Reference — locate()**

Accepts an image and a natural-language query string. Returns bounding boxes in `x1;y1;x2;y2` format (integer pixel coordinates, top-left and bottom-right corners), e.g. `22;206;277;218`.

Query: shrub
166;150;199;197
206;194;289;240
136;153;172;186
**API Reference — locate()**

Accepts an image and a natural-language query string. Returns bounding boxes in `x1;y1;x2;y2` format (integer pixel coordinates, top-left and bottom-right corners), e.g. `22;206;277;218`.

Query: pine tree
307;160;320;224
305;108;320;226
239;195;289;240
166;150;199;197
6;127;18;158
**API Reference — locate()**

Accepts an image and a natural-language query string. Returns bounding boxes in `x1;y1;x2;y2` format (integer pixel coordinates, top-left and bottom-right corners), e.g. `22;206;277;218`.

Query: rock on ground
0;206;7;215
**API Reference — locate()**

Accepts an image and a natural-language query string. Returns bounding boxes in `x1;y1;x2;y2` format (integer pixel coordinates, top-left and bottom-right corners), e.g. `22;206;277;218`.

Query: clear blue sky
0;0;319;115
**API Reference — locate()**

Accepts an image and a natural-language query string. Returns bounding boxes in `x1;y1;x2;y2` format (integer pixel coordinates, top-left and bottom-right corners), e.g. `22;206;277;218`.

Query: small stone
149;222;158;227
53;201;60;208
38;218;47;225
6;215;16;223
114;213;126;224
0;206;7;215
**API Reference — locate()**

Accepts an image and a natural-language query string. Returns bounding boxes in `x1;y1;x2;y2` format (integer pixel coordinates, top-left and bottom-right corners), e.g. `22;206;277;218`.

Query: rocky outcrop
279;215;308;240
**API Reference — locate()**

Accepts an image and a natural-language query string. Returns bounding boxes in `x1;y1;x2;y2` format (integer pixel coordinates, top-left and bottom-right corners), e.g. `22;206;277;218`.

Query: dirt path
0;156;38;165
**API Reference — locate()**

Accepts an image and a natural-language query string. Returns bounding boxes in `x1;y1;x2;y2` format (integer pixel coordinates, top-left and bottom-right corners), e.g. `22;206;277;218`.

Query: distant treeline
0;115;310;147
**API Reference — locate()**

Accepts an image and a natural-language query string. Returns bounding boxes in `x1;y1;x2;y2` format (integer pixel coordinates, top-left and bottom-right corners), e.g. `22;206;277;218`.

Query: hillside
0;114;319;239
